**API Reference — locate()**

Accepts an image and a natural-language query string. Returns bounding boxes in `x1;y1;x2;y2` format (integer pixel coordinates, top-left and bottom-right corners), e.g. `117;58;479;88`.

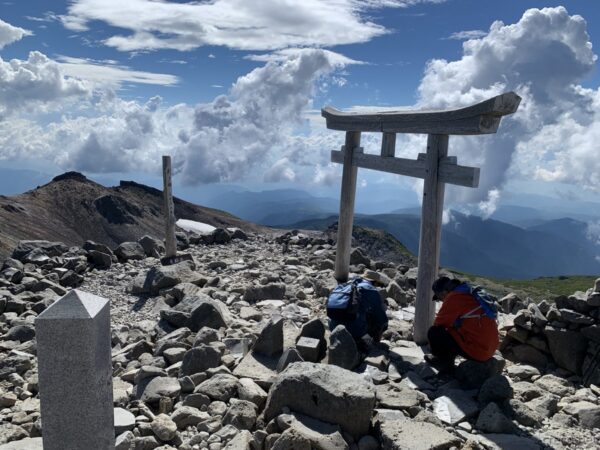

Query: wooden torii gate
322;92;521;344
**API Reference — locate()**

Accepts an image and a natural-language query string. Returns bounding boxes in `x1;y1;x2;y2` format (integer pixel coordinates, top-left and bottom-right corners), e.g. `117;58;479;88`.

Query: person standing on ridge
426;276;499;372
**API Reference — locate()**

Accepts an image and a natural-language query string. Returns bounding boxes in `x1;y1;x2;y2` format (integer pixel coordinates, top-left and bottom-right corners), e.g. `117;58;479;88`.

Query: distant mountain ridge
0;172;261;259
289;211;600;279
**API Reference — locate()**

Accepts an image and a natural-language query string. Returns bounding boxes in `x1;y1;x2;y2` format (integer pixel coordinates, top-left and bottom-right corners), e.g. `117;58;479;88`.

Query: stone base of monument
161;253;193;266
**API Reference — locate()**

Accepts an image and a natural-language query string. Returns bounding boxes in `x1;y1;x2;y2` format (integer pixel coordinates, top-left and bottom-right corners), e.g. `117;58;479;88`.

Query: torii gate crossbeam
323;92;521;344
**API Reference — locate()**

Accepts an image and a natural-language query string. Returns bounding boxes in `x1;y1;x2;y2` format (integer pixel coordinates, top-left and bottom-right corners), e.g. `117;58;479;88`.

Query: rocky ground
0;227;599;450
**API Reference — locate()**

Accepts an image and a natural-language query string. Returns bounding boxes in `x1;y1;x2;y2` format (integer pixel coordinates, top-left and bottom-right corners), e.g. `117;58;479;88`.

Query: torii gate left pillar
323;92;521;344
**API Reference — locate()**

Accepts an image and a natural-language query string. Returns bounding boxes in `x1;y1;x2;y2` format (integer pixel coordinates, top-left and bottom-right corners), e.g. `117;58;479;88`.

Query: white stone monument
35;290;115;450
323;92;521;344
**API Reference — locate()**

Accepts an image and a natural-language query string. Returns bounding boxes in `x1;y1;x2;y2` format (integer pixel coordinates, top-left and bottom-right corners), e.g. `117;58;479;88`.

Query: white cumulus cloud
413;6;599;215
0;18;32;49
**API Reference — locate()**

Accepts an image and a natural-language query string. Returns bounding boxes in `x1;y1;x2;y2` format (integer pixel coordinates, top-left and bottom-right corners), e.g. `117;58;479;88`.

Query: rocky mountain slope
0;172;263;259
0;228;599;449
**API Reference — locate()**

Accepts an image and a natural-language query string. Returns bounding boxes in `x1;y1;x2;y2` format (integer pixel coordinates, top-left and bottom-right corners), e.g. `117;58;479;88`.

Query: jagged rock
500;293;527;315
544;328;588;374
276;348;304;372
211;228;232;244
139;236;165;258
328;325;359;370
170;406;210;429
12;240;68;261
151;414;178;441
276;413;349;450
4;325;35;343
386;281;409;307
237;378;268;408
223;430;253;450
253;316;284;357
88;249;113;269
139;377;181;403
243;284;286;302
188;298;230;332
264;362;376;439
115;242;146;262
510;344;548;368
376;383;426;410
350;248;370;267
131;261;201;295
455;356;505;389
272;429;311;450
379;420;461;450
223;400;258;430
478;375;513;405
114;407;136;434
506;399;545;427
297;318;326;360
533;374;575;397
475;402;518;434
195;374;239;402
180;345;222;376
507;364;540;380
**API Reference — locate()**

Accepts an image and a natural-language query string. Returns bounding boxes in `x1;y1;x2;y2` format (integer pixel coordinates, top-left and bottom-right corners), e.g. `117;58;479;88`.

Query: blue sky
1;0;600;216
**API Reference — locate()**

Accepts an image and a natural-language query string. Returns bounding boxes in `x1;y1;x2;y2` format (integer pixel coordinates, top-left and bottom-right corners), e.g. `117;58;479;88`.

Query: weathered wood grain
322;92;521;135
414;134;449;344
162;155;177;258
334;132;362;283
330;151;478;188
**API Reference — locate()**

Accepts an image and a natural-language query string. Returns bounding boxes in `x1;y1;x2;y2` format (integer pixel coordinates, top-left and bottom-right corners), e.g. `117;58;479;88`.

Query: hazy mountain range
202;189;600;280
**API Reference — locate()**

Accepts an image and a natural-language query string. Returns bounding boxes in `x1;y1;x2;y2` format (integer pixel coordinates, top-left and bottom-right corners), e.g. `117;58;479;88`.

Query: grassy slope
450;270;596;302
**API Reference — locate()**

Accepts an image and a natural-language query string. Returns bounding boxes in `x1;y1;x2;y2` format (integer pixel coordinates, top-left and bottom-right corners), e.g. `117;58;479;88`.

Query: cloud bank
60;0;444;52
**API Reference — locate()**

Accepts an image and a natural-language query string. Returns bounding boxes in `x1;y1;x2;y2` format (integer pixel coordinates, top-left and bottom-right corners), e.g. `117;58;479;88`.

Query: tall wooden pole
414;134;448;344
334;131;362;283
162;155;177;258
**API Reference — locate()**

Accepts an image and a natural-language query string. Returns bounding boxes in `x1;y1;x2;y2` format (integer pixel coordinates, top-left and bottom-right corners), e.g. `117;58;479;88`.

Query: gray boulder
379;420;461;450
139;235;165;258
263;362;376;439
455;355;505;389
544;327;588;374
179;345;222;377
476;402;518;434
253;316;284;357
88;250;112;269
114;242;146;261
243;283;286;302
131;261;201;295
328;325;359;370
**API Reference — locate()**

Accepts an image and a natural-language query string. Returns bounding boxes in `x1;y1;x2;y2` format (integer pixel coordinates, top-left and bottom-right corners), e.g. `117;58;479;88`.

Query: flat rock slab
376;384;425;410
433;389;479;425
264;362;376;439
233;351;279;389
389;344;426;366
468;433;542;450
0;438;44;450
380;420;461;450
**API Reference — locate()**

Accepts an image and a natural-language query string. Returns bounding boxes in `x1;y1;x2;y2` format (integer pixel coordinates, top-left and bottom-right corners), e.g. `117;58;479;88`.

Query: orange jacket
434;290;499;361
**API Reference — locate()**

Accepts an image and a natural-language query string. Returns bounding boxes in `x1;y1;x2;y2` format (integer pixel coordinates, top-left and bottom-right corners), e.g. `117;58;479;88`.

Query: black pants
427;325;470;366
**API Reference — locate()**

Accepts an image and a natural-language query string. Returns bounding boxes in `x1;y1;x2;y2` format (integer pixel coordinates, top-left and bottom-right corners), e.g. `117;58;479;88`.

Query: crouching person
427;276;499;373
326;275;388;352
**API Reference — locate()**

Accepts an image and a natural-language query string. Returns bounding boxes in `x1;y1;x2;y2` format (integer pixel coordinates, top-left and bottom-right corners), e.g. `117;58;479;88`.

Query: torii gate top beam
322;92;521;135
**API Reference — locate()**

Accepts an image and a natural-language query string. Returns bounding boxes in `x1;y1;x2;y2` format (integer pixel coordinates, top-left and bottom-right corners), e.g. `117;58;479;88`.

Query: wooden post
334;131;362;283
162;155;177;259
381;132;396;157
414;134;449;344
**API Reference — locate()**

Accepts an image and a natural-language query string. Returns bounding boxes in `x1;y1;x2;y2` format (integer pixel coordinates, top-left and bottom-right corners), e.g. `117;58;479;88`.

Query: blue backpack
326;278;362;322
453;283;498;328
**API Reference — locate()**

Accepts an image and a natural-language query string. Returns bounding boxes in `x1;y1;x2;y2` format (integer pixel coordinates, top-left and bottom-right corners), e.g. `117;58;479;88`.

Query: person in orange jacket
426;276;499;372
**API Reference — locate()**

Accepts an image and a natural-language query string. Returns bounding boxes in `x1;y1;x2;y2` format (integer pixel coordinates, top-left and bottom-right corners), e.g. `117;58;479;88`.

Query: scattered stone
264;362;376;439
328;325;359;370
379;420;461;450
253;316;284;357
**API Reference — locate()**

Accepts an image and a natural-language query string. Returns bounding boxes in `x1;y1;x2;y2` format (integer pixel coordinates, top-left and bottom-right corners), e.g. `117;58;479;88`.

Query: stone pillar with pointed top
35;290;115;450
